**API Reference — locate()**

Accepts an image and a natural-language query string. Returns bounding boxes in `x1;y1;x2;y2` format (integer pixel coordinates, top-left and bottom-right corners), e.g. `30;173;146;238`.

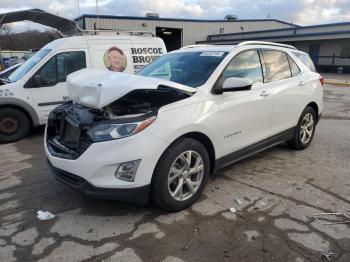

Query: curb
324;79;350;87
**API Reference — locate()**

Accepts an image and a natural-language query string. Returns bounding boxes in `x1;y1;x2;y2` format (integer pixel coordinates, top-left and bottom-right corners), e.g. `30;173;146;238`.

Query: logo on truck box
131;47;164;72
103;46;127;72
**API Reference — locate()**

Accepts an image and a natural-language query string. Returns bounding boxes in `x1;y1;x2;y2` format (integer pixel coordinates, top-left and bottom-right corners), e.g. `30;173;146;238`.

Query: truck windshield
137;51;228;88
8;49;51;83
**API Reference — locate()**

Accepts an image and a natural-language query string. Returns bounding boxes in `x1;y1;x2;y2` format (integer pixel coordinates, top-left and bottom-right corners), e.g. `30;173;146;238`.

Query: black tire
151;137;210;212
288;106;316;150
0;108;30;143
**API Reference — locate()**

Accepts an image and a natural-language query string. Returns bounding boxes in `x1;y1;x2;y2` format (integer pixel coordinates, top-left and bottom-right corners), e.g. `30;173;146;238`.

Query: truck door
28;51;86;122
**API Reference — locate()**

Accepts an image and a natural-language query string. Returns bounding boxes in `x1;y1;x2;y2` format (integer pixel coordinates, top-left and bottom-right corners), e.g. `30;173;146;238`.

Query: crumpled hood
67;69;197;109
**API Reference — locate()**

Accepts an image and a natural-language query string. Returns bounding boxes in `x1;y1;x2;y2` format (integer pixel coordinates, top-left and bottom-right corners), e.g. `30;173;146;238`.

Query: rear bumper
47;159;150;204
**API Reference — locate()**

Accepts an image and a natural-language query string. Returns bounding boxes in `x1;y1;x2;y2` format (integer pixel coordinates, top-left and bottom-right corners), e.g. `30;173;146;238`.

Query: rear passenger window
288;56;300;77
221;50;263;84
262;50;291;82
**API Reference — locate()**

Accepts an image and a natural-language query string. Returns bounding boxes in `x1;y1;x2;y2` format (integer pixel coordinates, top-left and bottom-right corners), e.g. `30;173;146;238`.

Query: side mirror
33;74;42;86
220;77;252;93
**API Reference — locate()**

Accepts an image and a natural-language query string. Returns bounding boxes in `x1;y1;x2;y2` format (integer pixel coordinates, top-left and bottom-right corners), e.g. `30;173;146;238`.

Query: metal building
198;22;350;72
74;14;296;51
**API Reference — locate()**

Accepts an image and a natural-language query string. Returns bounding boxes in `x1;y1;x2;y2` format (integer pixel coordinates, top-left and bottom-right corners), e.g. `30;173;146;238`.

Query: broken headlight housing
87;116;156;142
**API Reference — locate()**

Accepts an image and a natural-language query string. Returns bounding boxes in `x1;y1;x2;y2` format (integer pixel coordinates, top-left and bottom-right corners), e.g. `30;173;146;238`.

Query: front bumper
47;159;150;204
45;127;170;189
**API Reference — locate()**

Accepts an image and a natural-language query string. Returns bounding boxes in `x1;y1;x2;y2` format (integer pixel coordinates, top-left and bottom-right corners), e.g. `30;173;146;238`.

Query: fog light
115;160;141;182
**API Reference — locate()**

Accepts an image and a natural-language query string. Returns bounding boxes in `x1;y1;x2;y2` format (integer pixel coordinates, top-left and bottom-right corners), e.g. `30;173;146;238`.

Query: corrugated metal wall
82;17;293;46
294;39;350;66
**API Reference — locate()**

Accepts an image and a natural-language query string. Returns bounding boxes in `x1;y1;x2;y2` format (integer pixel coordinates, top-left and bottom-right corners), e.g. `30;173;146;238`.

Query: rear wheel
151;138;210;211
288;106;316;150
0;108;30;143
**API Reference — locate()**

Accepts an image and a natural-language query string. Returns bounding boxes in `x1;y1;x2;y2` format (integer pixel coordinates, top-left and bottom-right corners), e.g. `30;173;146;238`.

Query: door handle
299;80;306;86
260;90;272;97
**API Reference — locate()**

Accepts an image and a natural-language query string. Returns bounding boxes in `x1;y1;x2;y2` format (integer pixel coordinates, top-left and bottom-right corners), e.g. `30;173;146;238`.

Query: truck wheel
0;108;30;143
151;137;210;211
288;106;316;150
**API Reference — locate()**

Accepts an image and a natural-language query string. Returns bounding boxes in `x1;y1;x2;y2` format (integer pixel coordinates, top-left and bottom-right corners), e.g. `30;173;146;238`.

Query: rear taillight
319;75;324;86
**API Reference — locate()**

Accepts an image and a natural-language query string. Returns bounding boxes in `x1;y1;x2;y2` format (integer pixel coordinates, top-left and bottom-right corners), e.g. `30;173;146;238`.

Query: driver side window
221;50;263;85
30;51;86;88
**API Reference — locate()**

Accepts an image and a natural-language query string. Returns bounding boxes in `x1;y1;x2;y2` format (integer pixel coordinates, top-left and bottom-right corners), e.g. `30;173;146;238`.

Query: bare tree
0;24;12;35
0;24;16;50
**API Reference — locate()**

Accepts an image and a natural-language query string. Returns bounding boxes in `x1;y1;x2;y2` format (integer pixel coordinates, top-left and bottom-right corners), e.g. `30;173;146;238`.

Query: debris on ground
313;212;350;225
322;251;334;261
36;210;56;220
233;197;243;205
259;201;267;207
229;207;237;213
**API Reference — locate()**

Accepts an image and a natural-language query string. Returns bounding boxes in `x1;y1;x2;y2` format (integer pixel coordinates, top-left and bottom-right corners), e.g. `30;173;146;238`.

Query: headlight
87;116;156;142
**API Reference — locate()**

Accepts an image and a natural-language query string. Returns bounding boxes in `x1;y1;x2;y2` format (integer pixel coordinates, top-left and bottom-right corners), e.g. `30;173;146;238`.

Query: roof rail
237;41;297;50
80;29;155;37
181;44;213;49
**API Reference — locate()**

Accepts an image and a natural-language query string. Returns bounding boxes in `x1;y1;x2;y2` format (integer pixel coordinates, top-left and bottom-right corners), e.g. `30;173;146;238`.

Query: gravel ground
0;84;349;262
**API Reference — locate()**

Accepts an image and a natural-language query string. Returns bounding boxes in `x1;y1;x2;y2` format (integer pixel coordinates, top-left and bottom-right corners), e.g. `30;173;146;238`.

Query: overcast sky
1;0;350;31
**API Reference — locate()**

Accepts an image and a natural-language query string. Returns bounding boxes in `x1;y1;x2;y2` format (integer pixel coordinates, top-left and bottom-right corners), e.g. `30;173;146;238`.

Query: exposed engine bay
105;86;190;118
46;86;191;159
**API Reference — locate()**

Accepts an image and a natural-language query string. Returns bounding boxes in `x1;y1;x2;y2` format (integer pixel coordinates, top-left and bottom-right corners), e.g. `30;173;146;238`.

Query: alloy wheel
168;150;204;201
300;112;314;144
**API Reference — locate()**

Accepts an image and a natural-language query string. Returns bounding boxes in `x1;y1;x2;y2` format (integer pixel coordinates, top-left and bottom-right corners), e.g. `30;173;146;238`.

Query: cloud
1;0;350;32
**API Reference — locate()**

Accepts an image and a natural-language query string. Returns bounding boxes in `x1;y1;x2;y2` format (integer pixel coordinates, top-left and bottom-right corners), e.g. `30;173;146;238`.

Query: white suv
45;41;323;211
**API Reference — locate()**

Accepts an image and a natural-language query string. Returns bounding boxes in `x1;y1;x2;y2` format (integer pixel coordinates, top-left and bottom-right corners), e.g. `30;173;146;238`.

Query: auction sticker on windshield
200;52;225;56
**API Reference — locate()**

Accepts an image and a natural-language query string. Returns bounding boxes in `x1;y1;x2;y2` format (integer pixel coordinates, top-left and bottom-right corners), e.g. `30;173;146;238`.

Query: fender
0;97;40;127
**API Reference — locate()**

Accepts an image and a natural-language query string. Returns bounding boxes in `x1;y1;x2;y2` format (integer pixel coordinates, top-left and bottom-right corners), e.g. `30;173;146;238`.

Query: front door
213;50;273;157
29;51;87;122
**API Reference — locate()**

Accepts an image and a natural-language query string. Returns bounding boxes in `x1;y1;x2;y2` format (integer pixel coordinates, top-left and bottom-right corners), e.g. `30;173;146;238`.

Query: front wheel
0;108;30;143
288;106;316;150
151;138;210;211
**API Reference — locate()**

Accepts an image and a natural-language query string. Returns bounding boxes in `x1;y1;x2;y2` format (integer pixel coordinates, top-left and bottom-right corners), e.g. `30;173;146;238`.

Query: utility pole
267;0;271;18
96;0;100;30
77;0;80;16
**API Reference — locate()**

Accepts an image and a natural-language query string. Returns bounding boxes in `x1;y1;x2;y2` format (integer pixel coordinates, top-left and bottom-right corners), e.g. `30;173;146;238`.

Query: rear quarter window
293;52;316;72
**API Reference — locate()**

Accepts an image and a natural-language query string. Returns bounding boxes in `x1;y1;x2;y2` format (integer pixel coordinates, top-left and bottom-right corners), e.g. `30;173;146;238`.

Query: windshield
8;49;51;82
137;51;228;88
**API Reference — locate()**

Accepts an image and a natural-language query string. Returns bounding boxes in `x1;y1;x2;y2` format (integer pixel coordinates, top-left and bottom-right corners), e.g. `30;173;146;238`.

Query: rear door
260;49;301;136
28;51;87;122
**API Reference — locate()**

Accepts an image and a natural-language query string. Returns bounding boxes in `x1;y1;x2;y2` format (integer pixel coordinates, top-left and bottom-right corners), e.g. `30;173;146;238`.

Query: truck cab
0;32;166;143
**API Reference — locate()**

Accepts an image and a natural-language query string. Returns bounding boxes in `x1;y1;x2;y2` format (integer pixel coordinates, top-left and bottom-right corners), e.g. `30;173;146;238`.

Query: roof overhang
0;9;81;36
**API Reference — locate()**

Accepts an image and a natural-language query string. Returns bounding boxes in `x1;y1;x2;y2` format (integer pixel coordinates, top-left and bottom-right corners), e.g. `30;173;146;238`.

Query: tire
151;137;210;211
288;106;316;150
0;108;30;143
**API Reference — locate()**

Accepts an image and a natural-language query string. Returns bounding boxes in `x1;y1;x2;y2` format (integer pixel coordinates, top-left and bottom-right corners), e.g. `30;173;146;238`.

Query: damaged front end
46;69;195;159
46;85;192;160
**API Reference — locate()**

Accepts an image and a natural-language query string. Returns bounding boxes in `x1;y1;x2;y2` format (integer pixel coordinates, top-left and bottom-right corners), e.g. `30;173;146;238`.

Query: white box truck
0;31;166;143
